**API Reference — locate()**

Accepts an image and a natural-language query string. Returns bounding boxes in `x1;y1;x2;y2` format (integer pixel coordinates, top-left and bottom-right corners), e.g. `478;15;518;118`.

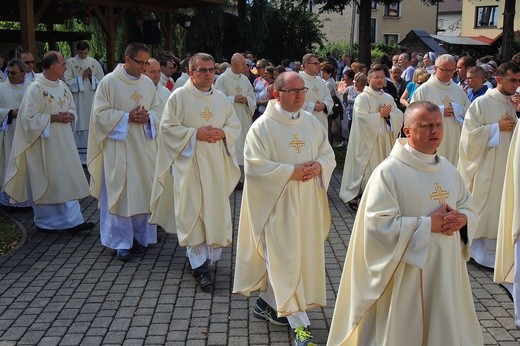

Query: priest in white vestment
328;101;482;346
299;53;334;132
63;41;104;164
340;65;403;210
458;62;519;269
0;59;32;208
144;58;171;113
233;72;336;345
494;64;520;328
411;54;470;165
150;53;241;291
4;51;93;233
88;43;162;261
215;53;255;184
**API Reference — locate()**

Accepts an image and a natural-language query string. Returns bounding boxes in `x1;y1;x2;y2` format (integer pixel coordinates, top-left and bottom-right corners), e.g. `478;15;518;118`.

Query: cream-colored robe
149;78;241;247
87;64;162;217
4;75;88;204
340;86;403;203
458;88;516;242
0;79;31;187
495;121;520;286
63;55;104;132
214;68;256;166
328;139;482;346
233;100;336;316
156;84;171;115
411;75;470;165
300;71;334;130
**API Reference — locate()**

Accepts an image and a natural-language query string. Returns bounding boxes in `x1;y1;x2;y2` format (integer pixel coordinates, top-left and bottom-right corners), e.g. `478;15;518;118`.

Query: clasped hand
51;111;74;123
129;106;150;124
197;125;224;143
290;161;322;182
430;204;467;236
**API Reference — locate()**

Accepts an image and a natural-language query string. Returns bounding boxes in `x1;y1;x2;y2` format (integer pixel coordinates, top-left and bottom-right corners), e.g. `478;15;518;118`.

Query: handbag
330;95;344;120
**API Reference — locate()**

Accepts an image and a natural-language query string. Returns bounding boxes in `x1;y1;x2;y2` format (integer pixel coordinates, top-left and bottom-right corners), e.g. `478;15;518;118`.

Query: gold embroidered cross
430;183;450;205
130;90;143;104
442;95;452;107
235;85;242;95
56;97;66;108
290;134;305;153
200;107;214;121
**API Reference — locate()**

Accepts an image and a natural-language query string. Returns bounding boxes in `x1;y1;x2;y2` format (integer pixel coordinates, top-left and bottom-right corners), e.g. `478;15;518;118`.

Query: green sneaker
293;326;316;346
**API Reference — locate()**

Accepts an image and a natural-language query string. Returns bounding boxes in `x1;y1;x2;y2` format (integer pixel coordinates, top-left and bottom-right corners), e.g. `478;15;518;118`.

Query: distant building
314;0;437;47
437;0;462;36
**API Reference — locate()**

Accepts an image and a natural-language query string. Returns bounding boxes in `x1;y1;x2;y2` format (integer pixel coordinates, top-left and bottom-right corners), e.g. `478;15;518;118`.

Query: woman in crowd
253;65;275;121
399;67;427;108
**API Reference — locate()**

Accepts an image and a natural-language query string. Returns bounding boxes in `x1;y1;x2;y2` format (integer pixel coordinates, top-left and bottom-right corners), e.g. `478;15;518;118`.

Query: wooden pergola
8;0;224;69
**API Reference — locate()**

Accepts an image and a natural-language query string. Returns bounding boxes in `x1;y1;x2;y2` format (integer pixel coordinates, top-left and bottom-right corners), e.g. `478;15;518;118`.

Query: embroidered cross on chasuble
200;107;214;122
430;183;450;205
234;85;243;95
442;95;453;108
130;90;143;104
289;134;305;153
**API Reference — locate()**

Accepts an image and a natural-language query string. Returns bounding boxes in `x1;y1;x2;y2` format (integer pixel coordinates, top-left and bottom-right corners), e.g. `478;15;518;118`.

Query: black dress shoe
66;221;95;233
235;181;243;191
117;249;131;261
347;201;358;212
130;239;146;253
194;272;214;291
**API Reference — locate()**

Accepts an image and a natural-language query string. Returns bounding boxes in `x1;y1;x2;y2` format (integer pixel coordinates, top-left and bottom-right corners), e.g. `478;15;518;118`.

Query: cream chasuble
495;122;520;292
156;84;171;115
149;79;241;248
4;75;88;204
87;64;163;217
0;79;30;187
299;71;334;130
214;68;256;165
411;75;470;165
233;100;336;317
63;55;104;132
458;88;516;245
339;86;403;203
328;139;482;346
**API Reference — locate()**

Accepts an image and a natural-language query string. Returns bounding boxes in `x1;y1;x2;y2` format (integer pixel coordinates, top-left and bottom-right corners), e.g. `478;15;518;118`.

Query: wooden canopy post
20;0;37;56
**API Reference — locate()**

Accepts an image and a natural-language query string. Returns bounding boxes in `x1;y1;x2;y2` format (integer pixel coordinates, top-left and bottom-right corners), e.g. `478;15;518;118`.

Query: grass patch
0;210;21;256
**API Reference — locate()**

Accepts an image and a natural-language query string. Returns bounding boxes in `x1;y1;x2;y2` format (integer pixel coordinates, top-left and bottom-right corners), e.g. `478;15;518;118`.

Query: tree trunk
501;0;515;62
357;0;371;66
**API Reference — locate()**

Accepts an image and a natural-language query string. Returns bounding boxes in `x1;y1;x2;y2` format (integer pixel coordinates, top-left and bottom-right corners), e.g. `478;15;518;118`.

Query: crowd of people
1;41;520;345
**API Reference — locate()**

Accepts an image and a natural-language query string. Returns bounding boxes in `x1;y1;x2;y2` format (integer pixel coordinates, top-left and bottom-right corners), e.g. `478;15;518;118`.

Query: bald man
215;53;256;188
144;58;171;113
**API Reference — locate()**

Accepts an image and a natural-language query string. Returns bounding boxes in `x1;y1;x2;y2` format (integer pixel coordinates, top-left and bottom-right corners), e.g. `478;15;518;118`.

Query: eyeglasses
130;57;150;66
436;67;455;73
277;87;308;95
504;77;520;84
192;68;215;74
24;60;35;65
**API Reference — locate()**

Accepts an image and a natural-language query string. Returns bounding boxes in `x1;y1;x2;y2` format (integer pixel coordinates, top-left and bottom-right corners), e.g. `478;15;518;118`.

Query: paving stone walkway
0;170;519;345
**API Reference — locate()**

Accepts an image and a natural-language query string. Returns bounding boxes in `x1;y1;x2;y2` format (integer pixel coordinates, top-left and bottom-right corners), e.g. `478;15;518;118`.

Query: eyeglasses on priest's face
130;57;150;66
277;87;308;95
192;67;216;74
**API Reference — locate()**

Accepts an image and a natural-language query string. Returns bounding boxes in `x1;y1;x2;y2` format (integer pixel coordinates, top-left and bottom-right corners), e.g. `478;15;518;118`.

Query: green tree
255;0;324;63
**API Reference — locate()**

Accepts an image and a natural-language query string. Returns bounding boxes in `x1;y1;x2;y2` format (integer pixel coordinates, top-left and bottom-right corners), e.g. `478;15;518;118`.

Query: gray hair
435;54;455;67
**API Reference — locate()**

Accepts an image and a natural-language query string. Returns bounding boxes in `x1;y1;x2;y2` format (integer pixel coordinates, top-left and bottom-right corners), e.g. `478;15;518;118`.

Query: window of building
475;6;498;27
370;18;377;43
371;1;378;10
437;18;445;30
383;34;399;46
384;3;400;17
